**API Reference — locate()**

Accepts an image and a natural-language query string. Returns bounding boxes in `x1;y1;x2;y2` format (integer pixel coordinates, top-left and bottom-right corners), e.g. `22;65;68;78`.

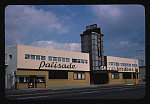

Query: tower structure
80;24;104;71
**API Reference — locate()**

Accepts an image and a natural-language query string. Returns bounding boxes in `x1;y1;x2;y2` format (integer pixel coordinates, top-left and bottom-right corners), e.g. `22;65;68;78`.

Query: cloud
91;5;121;21
90;5;145;59
119;41;129;46
118;41;139;47
5;5;71;46
90;5;145;39
30;40;81;52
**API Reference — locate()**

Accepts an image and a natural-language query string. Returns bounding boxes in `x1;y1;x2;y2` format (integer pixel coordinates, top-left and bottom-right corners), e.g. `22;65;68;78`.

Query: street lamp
134;49;143;84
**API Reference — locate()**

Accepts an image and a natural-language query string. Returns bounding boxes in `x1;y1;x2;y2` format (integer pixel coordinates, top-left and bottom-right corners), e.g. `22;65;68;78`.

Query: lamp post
134;49;143;84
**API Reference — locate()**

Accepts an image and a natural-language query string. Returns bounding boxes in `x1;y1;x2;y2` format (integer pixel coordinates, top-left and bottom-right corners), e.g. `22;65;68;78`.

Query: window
129;64;131;66
128;64;131;67
48;56;52;61
62;58;66;62
112;62;115;66
25;54;30;59
77;59;80;63
36;76;45;83
19;77;24;82
85;60;88;64
123;73;132;79
31;55;35;60
116;63;119;66
132;64;137;67
113;62;115;65
49;71;68;79
111;73;119;79
41;56;46;60
18;77;28;82
74;72;85;80
58;57;61;62
72;59;77;63
81;59;84;63
82;73;85;79
53;57;57;61
72;59;87;64
74;73;77;79
36;55;40;60
78;73;81;79
66;58;70;62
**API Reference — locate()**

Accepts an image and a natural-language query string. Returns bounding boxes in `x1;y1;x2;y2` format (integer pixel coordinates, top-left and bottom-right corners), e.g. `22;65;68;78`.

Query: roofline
5;45;17;49
7;44;89;55
105;55;136;60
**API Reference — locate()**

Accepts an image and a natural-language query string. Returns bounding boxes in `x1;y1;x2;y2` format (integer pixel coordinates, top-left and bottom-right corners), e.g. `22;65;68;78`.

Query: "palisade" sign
39;61;76;70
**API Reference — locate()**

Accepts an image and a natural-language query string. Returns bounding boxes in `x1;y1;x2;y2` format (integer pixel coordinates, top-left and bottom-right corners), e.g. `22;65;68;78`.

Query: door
28;76;35;88
92;73;109;84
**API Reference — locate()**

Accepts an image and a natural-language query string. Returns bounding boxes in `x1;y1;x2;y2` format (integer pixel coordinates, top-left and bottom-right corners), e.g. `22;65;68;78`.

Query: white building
5;45;140;89
104;56;139;84
5;45;90;89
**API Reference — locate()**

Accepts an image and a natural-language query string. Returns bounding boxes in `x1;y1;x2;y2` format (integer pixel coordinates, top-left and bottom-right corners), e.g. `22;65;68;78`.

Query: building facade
5;24;140;89
80;24;139;84
5;45;90;89
105;56;139;84
80;24;105;71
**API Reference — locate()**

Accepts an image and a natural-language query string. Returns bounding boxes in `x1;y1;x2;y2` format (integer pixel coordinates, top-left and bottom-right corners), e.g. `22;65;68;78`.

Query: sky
5;5;145;66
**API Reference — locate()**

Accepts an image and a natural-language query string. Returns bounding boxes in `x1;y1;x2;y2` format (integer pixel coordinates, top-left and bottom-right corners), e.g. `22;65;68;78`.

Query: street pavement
5;82;145;100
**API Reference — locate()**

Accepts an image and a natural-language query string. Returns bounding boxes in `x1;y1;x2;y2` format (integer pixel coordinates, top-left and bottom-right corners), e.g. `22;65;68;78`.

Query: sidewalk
14;82;145;91
5;82;145;94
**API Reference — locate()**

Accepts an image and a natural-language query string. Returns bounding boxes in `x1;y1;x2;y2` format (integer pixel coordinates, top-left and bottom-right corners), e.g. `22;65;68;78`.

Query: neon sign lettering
39;61;76;70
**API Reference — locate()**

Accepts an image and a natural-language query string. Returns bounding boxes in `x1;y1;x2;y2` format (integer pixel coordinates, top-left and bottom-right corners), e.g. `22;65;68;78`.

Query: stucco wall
17;45;90;71
106;56;139;73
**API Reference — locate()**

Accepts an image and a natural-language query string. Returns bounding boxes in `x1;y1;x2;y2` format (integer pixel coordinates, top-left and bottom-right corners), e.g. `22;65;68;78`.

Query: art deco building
5;45;90;89
80;24;104;71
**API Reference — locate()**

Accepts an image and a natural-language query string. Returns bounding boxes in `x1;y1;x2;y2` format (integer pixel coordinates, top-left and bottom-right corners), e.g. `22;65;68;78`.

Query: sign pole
135;69;138;84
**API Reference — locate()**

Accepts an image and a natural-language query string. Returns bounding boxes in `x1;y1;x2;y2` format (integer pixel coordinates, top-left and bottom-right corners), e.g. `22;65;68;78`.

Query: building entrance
28;76;35;88
91;72;108;84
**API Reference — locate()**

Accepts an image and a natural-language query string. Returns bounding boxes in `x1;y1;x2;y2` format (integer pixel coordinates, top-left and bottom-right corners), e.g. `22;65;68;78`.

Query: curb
97;83;134;87
31;89;53;92
30;84;134;92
